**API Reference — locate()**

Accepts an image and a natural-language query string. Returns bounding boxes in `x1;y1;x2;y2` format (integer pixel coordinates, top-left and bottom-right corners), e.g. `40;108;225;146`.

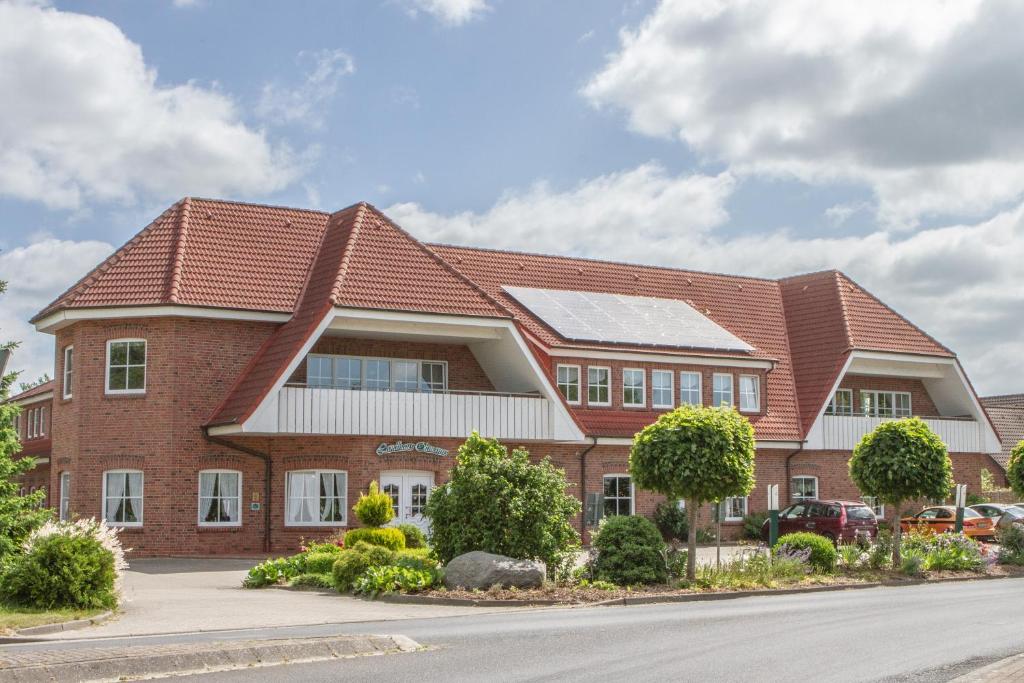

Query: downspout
783;445;803;504
204;429;273;554
578;436;598;536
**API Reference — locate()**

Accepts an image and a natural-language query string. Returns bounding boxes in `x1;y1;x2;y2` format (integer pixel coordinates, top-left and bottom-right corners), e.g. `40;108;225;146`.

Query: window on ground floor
59;471;70;521
103;470;143;527
725;496;748;521
861;496;885;519
791;475;818;502
603;474;633;516
285;470;347;526
199;470;242;526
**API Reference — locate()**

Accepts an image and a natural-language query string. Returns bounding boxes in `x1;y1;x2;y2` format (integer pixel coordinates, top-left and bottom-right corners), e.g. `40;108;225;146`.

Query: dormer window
106;339;146;394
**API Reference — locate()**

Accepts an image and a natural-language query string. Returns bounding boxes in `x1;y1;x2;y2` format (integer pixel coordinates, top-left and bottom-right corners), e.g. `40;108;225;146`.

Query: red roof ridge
328;202;370;306
6;379;55;403
167;197;191;304
187;195;331;217
833;271;856;350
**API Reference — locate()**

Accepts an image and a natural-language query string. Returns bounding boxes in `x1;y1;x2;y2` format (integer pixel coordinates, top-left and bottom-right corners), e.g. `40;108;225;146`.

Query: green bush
653;500;688;542
903;531;983;572
244;557;302;588
696;527;717;544
1;532;116;609
350;541;396;567
344;526;406;551
1007;441;1024;497
352;565;439;596
302;540;344;554
353;481;394;527
868;530;892;570
838;543;863;569
742;512;769;541
691;551;806;590
592;515;668;585
395;549;439;571
901;549;925;576
773;532;837;573
302;551;343;575
998;524;1024;565
397;523;428;549
331;551;371;592
425;433;581;573
288;573;335;590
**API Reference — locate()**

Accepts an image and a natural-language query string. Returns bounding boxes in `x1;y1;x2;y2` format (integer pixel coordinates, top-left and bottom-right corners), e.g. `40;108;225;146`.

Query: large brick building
15;198;1005;555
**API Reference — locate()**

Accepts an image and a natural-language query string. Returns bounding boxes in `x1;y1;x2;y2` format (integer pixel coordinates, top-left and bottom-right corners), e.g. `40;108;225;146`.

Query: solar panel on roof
503;286;755;352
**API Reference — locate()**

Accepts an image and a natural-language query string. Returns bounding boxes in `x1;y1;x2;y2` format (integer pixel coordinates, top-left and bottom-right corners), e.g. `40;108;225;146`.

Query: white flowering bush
0;518;128;609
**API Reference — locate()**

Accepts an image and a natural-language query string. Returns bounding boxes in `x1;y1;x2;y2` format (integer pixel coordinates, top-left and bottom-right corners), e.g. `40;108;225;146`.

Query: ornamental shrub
773;532;837;573
1007;441;1024;498
331;551;370;592
302;551;344;575
630;405;756;579
849;418;953;566
350;541;397;567
353;481;394;528
1;520;122;609
742;512;769;541
289;573;335;590
591;515;668;585
344;526;406;551
395;549;439;571
352;565;439;596
653;500;688;542
425;433;581;573
997;524;1024;565
397;523;428;549
903;531;983;572
244;556;302;588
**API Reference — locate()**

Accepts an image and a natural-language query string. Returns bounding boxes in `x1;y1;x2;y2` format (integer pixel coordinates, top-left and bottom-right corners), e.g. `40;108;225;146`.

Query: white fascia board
331;307;511;328
546;347;774;370
804;353;856;450
848;350;955;366
12;392;54;407
34;305;290;333
593;437;804;449
951;359;1002;454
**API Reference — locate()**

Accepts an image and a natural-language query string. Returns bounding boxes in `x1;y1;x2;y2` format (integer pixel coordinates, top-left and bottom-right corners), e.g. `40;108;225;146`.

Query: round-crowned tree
1007;441;1024;498
849;418;953;567
629;405;756;580
425;432;581;573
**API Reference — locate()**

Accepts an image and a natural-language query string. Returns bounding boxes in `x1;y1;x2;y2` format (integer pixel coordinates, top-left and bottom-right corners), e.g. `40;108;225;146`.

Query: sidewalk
953;653;1024;681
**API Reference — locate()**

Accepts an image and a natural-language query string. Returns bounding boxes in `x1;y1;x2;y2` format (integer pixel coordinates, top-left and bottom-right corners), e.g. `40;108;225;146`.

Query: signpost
713;500;726;569
954;483;967;534
767;484;780;547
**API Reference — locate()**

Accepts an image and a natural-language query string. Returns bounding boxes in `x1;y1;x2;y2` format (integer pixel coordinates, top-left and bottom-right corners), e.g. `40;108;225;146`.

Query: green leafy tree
629;405;756;580
425;432;581;573
1006;441;1024;498
849;418;953;567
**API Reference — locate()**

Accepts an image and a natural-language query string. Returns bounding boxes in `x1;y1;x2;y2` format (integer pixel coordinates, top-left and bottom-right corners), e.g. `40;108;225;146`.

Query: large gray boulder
443;551;546;590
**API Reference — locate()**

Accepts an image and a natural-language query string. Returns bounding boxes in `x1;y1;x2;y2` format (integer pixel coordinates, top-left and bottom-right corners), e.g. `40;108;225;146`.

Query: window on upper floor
860;390;912;418
306;355;447;394
712;373;733;408
556;365;581;404
825;389;853;416
106;339;146;394
623;369;645;408
652;370;673;409
63;346;73;399
680;371;702;406
587;367;611;406
739;375;760;412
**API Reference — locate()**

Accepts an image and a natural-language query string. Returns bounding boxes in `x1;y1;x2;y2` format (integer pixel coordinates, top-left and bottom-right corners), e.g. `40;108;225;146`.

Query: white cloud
399;0;490;26
257;49;355;128
0;1;303;210
583;0;1024;227
1;237;114;387
388;162;1024;395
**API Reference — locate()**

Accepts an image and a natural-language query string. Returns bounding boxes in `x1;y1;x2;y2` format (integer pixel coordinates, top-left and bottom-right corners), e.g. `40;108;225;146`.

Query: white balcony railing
821;415;983;452
276;385;557;440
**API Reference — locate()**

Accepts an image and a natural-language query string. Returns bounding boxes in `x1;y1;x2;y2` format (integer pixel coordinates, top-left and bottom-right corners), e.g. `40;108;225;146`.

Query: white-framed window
63;345;73;399
712;373;734;408
739;375;760;412
420;361;446;393
556;365;581;404
725;496;748;521
285;470;347;526
198;470;242;527
13;413;19;439
791;475;818;502
651;370;673;409
334;357;362;390
393;360;419;392
603;474;634;516
39;407;45;436
679;371;702;406
59;471;71;522
623;369;646;408
587;366;611;406
26;408;35;439
861;496;885;519
825;389;853;416
860;391;912;418
365;359;390;389
106;339;147;394
306;355;447;394
103;470;144;527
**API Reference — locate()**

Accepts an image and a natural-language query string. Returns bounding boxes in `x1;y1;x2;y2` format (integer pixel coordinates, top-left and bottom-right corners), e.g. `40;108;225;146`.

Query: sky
0;0;1022;397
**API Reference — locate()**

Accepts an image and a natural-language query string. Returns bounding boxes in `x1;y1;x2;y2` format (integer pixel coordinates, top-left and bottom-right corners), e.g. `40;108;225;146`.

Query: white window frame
587;366;611;407
739;374;760;412
63;345;73;399
59;471;71;522
860;390;912;418
725;496;748;521
306;354;448;393
652;370;674;409
861;496;885;519
602;474;635;516
680;371;703;406
105;338;147;395
712;373;734;408
27;408;35;439
198;470;243;527
285;469;348;527
622;368;646;408
102;469;144;528
791;475;818;502
556;364;581;405
39;407;45;436
825;389;853;416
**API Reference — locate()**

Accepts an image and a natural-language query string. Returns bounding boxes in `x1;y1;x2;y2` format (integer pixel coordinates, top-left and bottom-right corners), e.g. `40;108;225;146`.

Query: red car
761;500;879;543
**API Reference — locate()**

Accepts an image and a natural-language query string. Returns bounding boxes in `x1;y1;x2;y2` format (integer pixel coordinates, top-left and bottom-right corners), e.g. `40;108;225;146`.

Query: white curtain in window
320;472;336;522
105;473;125;521
289;473;316;523
125;473;142;522
200;473;218;522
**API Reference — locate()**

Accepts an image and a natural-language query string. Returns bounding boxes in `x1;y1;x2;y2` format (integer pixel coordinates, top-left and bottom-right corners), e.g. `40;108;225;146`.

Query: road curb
0;611;116;644
0;634;420;682
378;593;564;607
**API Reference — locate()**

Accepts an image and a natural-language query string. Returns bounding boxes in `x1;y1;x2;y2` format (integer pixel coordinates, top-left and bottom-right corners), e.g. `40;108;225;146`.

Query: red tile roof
7;380;54;404
981;395;1024;469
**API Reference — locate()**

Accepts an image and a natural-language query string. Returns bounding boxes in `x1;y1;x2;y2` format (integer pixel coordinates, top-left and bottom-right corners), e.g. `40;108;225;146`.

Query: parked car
900;506;994;540
969;503;1024;532
760;500;878;543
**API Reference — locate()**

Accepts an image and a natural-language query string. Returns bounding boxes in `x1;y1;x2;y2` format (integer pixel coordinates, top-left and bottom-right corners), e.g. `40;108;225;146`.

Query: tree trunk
891;505;902;569
687;498;698;580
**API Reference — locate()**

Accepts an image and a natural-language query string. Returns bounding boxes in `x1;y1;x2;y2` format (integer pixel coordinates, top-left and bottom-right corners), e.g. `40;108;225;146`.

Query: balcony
820;414;984;452
276;384;560;440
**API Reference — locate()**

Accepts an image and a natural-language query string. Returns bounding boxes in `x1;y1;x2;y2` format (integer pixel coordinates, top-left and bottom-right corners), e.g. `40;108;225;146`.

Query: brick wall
835;373;940;416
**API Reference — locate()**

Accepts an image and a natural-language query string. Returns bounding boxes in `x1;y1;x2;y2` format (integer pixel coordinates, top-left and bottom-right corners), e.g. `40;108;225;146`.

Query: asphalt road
8;579;1023;682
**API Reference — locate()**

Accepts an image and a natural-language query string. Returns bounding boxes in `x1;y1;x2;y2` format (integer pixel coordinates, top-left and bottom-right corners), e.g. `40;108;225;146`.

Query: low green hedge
592;515;668;585
396;523;428;549
302;551;344;575
344;527;406;551
773;532;837;573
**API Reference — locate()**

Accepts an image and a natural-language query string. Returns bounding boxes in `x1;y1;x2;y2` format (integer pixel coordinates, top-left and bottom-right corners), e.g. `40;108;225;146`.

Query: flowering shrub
902;531;983;572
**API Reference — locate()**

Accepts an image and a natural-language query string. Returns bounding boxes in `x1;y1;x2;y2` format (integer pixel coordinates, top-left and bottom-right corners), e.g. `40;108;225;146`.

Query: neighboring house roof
981;395;1024;468
7;380;54;404
35;197;963;441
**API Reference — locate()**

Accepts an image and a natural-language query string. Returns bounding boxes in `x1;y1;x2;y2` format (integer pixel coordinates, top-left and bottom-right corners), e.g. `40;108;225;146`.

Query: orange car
900;506;995;540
